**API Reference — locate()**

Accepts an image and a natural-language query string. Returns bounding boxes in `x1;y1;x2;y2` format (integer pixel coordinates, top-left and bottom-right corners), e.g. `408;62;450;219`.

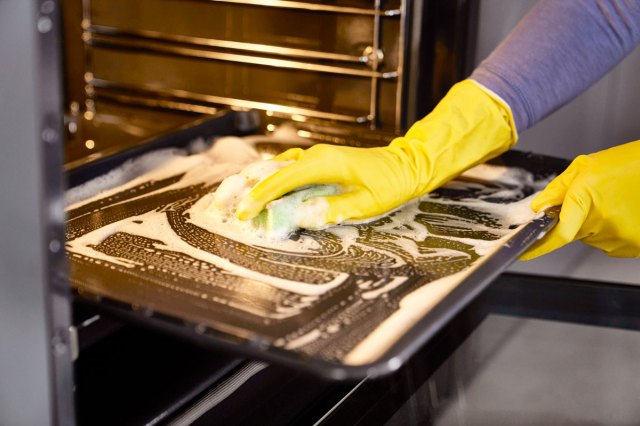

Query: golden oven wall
62;0;477;143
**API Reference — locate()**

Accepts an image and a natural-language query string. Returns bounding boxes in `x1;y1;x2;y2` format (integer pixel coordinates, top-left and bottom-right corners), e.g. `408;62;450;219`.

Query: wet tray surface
66;139;566;379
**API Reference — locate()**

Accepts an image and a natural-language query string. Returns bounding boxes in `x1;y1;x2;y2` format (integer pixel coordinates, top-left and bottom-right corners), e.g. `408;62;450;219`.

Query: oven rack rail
193;0;402;17
86;78;371;124
85;24;392;71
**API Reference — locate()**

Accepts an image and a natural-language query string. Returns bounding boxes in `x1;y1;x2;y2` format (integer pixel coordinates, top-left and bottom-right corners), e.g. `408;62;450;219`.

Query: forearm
471;0;640;132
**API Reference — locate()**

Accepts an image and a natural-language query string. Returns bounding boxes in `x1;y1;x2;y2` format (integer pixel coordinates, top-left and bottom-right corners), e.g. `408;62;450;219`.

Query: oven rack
80;0;407;131
87;78;371;124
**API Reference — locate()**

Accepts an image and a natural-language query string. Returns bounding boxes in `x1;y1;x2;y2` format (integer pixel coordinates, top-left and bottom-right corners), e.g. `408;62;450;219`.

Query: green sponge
252;184;339;237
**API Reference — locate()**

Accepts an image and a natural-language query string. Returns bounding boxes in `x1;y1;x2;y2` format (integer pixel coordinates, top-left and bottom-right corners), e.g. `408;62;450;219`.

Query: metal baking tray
65;111;568;380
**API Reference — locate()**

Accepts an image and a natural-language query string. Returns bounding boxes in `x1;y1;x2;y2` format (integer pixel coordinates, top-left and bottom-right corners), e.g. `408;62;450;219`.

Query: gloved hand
522;140;640;260
236;80;518;227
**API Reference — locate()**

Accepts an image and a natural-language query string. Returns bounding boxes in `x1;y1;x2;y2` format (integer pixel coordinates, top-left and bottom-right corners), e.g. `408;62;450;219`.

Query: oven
60;1;480;423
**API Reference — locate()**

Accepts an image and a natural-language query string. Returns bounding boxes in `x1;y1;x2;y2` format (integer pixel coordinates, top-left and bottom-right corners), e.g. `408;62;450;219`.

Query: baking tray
65;113;568;379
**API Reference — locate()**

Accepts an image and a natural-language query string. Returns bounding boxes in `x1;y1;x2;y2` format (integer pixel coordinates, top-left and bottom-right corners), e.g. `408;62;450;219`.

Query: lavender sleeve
470;0;640;132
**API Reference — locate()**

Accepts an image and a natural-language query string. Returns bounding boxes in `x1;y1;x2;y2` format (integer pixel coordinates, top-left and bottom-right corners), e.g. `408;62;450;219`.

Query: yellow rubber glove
522;140;640;260
236;80;518;227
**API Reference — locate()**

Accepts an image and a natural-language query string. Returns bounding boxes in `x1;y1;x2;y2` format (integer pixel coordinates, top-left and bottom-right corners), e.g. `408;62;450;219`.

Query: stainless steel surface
0;0;73;425
37;0;76;422
433;315;640;426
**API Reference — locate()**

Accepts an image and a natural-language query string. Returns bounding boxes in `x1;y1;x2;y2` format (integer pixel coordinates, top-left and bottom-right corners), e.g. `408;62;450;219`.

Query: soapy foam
65;148;188;206
67;136;263;210
206;180;540;263
68;195;347;296
196;194;323;254
344;270;468;364
343;220;528;365
68;138;349;297
209;152;548;246
461;163;546;188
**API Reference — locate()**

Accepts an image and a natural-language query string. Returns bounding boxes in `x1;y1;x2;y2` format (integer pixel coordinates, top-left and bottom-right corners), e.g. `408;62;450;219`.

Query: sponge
252;184;340;237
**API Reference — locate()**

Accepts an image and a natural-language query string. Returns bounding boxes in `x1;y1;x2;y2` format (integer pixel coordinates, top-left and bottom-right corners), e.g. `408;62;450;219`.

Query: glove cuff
468;79;519;145
387;79;520;198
